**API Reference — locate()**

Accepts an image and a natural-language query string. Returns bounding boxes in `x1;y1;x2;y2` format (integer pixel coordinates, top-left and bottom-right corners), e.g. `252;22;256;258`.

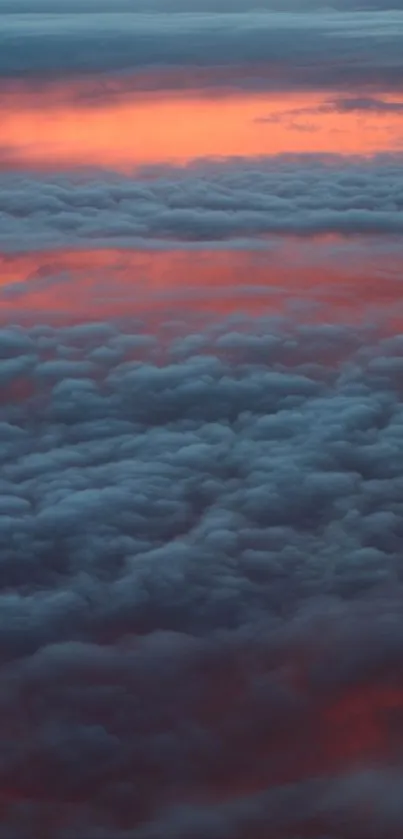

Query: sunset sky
2;2;403;837
1;0;403;321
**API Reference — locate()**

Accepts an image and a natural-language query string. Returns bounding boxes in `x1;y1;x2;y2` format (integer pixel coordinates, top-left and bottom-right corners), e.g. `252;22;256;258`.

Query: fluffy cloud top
1;156;403;249
2;0;403;831
1;314;403;835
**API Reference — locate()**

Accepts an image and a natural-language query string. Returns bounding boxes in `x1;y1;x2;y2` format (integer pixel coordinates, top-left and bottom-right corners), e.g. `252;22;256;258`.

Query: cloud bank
2;0;403;13
2;0;403;834
0;315;403;835
1;156;403;249
1;9;403;91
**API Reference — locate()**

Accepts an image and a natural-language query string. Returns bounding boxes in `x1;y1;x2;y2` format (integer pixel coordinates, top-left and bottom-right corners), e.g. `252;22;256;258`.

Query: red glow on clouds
1;243;403;326
1;662;403;825
200;669;403;813
2;10;403;834
323;684;403;768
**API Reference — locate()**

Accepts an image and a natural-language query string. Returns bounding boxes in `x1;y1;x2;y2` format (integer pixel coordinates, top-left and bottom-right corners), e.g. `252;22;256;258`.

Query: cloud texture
2;156;403;249
2;0;403;834
1;8;403;91
0;315;403;836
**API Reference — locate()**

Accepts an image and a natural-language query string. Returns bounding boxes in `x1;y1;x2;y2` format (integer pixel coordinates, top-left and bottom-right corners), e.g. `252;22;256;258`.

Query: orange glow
1;84;402;171
1;244;403;325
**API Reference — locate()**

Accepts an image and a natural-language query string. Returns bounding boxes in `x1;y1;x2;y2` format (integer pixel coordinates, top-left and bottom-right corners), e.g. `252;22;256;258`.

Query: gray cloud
2;0;403;12
0;9;403;91
257;94;403;121
331;95;403;112
1;156;403;248
0;314;403;834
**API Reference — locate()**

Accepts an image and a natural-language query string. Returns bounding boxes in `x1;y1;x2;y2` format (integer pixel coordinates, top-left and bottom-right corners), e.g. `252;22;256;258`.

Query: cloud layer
0;0;403;15
1;9;403;91
2;156;403;249
1;315;403;835
2;0;403;835
3;0;403;14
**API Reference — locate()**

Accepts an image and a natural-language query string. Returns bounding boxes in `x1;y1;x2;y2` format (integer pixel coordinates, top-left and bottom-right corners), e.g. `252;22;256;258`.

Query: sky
1;1;403;838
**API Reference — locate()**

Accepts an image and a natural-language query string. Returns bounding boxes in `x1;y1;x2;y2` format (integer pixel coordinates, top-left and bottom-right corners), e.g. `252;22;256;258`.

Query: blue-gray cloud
256;95;403;122
2;156;403;249
1;9;403;91
0;315;403;834
2;0;403;12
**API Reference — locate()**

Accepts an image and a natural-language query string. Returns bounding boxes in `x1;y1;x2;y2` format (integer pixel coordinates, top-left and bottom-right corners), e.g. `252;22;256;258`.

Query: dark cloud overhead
0;315;403;835
1;9;403;90
2;0;403;12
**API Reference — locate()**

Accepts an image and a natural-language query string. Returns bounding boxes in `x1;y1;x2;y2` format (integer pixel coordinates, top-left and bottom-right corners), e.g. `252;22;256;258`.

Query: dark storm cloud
1;156;403;248
1;9;403;91
1;314;403;834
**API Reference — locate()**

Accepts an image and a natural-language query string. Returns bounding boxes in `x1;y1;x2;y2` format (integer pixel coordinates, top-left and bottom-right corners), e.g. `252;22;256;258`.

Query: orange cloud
1;85;402;171
1;244;403;327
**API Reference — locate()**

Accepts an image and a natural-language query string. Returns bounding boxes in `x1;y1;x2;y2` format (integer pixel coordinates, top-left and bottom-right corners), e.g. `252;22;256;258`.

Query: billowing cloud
2;156;403;249
1;0;403;834
1;315;403;835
